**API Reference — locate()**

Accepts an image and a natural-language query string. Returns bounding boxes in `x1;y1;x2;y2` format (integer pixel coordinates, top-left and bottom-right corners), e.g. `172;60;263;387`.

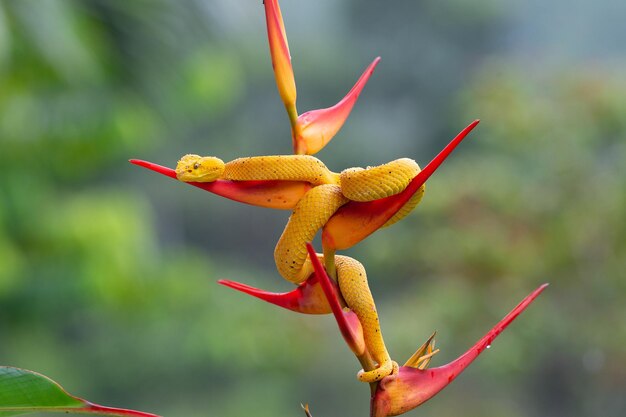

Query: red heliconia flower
302;241;547;415
293;58;381;155
322;120;479;250
130;1;546;415
264;0;297;124
370;284;548;416
303;240;548;416
218;273;332;315
127;160;310;211
305;242;366;356
263;0;381;155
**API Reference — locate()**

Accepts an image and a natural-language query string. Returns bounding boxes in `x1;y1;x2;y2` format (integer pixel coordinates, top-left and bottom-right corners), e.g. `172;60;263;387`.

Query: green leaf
0;367;160;417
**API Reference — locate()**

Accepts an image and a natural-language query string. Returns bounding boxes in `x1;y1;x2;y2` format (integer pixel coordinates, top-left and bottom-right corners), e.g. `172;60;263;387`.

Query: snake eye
193;163;200;169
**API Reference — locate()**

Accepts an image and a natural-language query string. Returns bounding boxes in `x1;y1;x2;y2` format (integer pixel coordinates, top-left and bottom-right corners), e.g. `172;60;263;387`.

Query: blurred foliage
0;1;624;417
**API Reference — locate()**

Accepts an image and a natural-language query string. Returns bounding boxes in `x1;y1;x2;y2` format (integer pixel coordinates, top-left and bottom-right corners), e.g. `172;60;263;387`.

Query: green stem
286;103;299;130
286;103;305;154
355;353;378;396
322;245;337;282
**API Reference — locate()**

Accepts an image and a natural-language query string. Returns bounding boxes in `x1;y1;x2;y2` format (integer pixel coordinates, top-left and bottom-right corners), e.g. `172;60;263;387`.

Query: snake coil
176;154;423;382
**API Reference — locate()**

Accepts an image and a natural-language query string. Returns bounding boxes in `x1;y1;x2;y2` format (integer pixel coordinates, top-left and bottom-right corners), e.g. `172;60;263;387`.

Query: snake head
371;284;548;417
175;154;225;182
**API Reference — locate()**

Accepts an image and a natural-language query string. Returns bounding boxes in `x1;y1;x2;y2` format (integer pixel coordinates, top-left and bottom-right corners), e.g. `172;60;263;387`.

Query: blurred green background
1;1;625;416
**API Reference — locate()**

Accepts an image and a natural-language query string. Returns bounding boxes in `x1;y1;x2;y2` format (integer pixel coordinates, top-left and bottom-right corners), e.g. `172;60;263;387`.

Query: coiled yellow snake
176;154;424;382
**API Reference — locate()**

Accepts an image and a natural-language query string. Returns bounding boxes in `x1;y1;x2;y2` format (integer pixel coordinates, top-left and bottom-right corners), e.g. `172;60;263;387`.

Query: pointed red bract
218;274;332;315
305;243;366;356
130;159;310;210
295;58;381;155
322;120;480;250
371;283;548;417
264;0;297;114
82;403;161;417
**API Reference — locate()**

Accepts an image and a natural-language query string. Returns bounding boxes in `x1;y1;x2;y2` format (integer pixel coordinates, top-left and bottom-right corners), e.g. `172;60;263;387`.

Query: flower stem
322;245;337;282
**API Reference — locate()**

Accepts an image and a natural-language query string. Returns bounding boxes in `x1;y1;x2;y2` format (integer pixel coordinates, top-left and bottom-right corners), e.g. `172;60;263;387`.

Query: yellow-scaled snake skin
176;154;422;382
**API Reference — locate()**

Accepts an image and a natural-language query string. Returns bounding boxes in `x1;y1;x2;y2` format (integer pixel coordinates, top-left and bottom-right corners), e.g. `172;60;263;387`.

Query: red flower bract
371;283;548;416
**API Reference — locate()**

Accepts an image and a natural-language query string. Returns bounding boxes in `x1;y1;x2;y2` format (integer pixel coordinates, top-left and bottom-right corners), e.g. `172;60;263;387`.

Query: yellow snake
176;154;422;382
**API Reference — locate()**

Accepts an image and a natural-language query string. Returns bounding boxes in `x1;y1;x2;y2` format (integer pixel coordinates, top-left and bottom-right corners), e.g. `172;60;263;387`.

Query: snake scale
176;154;423;382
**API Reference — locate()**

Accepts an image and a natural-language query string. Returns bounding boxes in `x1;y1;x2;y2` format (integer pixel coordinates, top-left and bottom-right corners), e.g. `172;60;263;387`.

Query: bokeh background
1;0;625;416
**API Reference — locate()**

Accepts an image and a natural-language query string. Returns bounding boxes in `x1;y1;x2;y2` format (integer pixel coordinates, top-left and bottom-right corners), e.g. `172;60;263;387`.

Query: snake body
176;154;422;382
274;184;348;284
